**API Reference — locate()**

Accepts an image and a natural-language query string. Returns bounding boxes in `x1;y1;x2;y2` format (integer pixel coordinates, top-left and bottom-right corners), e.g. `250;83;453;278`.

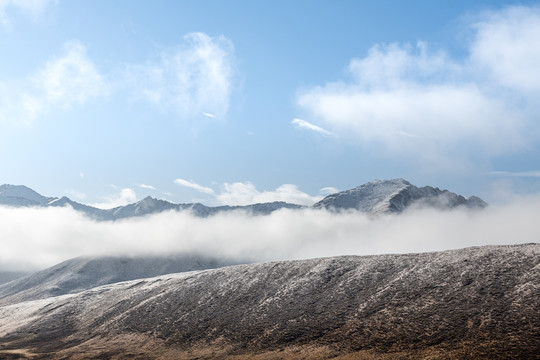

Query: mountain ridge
0;179;486;220
314;178;487;214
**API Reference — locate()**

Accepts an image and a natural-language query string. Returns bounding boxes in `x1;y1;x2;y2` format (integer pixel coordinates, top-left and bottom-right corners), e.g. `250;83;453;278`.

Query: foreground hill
0;272;28;286
0;254;242;306
0;244;537;359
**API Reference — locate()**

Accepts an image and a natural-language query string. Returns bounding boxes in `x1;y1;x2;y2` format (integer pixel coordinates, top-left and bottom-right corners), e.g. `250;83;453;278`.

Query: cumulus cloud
470;6;540;93
490;170;540;178
292;118;335;137
1;196;538;271
174;178;332;206
0;41;108;124
215;182;325;206
126;32;235;119
296;6;540;165
90;188;137;210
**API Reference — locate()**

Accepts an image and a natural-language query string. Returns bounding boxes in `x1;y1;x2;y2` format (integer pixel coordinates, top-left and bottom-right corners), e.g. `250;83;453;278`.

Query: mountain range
0;179;487;221
0;180;537;359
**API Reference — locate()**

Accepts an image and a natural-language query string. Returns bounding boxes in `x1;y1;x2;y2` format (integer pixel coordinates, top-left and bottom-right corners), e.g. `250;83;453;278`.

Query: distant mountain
0;185;303;220
0;254;244;306
313;178;487;214
0;179;486;220
0;244;537;359
0;184;56;207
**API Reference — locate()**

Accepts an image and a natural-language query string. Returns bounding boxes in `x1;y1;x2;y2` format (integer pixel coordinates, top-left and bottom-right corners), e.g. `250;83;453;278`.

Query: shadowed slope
0;254;243;306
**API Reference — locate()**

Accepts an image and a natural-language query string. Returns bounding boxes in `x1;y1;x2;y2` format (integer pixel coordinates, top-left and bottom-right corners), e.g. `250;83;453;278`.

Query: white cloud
215;182;323;206
0;33;235;126
319;187;339;196
1;196;539;271
67;190;86;200
174;178;215;195
139;184;156;190
127;32;235;119
0;41;108;124
297;6;540;165
292;118;335;137
471;6;540;93
90;188;137;210
174;178;331;206
0;0;56;25
490;170;540;178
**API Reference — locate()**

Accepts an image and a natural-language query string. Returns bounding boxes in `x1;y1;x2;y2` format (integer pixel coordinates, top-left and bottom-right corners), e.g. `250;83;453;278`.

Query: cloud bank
297;6;540;166
1;196;539;272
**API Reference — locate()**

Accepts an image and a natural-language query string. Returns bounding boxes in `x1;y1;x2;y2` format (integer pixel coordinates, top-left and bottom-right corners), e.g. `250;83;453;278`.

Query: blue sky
1;0;540;208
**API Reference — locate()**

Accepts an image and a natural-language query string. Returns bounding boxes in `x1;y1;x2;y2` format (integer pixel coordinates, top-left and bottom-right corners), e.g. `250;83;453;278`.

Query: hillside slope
0;254;242;306
0;244;537;359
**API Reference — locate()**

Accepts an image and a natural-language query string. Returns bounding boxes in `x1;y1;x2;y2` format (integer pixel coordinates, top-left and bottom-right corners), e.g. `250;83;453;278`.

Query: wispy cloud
139;184;156;190
0;41;108;124
67;189;86;200
297;6;540;166
490;170;540;178
174;178;215;195
292;118;335;137
126;32;235;120
0;0;57;25
0;32;236;126
319;187;339;196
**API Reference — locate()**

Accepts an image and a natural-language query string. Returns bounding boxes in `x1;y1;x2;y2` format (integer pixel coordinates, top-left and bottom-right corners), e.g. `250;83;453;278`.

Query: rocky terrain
0;244;537;359
0;272;28;286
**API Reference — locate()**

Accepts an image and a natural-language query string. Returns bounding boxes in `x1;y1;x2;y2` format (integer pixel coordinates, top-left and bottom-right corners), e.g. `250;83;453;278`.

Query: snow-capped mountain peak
0;179;487;219
0;184;56;206
313;178;487;214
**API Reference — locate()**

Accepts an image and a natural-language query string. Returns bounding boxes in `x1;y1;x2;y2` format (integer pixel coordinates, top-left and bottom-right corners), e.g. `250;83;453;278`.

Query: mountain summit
313;178;487;214
0;184;56;206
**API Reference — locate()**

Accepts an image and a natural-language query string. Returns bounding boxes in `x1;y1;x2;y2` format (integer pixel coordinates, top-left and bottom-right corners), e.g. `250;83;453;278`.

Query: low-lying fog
1;195;539;272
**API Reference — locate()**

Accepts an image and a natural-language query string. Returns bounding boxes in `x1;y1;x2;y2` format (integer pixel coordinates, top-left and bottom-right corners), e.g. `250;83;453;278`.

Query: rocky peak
313;179;487;214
